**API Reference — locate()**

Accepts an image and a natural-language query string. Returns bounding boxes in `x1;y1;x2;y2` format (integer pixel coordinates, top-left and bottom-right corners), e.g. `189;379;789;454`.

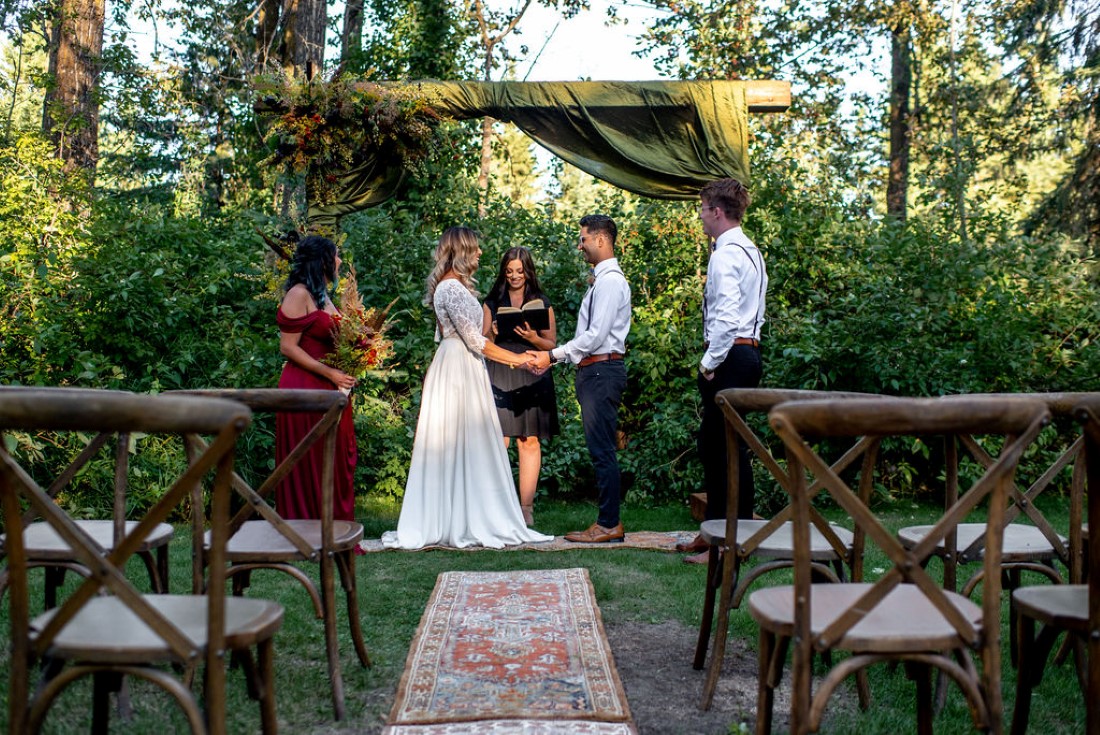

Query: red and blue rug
384;568;637;735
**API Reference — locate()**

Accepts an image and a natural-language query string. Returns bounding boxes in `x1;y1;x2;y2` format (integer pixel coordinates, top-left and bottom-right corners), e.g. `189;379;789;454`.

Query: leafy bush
4;132;1097;515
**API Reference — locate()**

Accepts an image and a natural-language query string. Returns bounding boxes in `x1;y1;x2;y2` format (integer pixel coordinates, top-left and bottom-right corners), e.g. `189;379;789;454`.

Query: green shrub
4;137;1097;513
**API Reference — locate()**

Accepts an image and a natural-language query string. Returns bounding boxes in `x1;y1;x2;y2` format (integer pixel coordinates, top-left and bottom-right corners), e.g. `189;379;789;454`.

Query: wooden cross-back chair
696;388;882;711
751;395;1049;735
1010;394;1100;735
0;388;284;734
898;393;1091;600
0;388;174;607
171;388;370;721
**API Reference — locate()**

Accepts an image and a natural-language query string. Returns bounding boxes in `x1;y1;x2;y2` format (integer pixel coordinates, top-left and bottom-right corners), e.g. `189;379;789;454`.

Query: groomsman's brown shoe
564;523;625;543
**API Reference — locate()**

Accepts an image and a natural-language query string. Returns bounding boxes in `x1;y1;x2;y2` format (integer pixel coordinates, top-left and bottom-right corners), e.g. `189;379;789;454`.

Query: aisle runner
383;568;637;735
360;530;696;554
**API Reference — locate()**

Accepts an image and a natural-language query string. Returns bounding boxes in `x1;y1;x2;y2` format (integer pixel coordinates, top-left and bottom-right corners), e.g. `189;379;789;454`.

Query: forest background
0;0;1098;514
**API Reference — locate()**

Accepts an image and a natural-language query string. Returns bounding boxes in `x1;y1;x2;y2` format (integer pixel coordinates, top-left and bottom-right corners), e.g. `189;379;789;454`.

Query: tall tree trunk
255;0;281;72
278;0;326;223
410;0;456;78
43;0;104;181
478;116;494;218
887;23;911;220
470;0;533;217
281;0;326;77
204;109;227;212
341;0;364;67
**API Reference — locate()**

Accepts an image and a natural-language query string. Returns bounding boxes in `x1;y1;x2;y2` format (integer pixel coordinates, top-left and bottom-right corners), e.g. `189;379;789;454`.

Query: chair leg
156;546;170;593
1010;613;1038;735
855;668;871;710
1006;568;1022;669
44;567;65;610
234;649;260;699
320;551;346;720
701;545;736;710
1071;635;1087;694
232;568;252;597
906;662;933;735
336;550;371;667
756;633;792;735
755;629;778;735
92;672;113;735
932;664;948;715
693;545;721;671
257;639;279;735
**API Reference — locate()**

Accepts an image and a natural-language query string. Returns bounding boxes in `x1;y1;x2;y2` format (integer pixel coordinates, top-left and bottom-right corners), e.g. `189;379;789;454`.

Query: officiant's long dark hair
487;247;547;306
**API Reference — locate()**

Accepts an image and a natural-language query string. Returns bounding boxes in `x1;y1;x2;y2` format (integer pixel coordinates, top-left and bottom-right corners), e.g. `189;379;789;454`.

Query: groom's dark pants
576;359;627;529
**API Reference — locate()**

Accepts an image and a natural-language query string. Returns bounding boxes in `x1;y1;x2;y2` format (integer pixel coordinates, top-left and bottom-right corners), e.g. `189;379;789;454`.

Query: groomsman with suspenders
680;178;769;564
528;214;632;543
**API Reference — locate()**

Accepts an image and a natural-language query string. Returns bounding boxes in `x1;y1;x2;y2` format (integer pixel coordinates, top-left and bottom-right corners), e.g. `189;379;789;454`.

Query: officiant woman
482;247;560;527
275;235;358;522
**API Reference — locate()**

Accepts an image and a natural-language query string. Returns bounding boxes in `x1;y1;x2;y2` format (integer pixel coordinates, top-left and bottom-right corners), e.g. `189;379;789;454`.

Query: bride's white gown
382;279;553;549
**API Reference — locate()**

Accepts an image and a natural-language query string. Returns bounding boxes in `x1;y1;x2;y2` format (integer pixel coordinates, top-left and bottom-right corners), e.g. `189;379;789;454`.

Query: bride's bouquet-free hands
323;267;396;391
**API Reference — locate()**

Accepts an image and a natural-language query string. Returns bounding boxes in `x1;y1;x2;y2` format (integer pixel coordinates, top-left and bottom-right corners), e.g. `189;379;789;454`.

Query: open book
496;299;550;336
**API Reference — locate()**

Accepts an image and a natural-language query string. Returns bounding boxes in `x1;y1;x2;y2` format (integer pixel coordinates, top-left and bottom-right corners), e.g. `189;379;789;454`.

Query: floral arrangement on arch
323;265;396;384
255;74;445;206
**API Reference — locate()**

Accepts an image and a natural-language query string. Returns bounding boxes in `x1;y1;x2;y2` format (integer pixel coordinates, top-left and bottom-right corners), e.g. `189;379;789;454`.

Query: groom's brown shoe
564;523;625;543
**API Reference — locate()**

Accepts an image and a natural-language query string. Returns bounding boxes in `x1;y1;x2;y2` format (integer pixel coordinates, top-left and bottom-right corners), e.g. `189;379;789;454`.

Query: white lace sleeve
435;280;488;354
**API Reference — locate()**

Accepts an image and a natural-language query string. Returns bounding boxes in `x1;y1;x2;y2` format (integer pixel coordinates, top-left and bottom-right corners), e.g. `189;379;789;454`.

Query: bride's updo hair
425;226;481;305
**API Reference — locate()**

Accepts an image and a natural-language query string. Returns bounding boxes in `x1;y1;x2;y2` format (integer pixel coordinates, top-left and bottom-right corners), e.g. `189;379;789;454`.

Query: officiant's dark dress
484;295;560;439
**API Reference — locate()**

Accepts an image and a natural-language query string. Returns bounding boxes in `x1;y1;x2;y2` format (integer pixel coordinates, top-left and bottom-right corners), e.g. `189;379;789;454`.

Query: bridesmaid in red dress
275;235;358;521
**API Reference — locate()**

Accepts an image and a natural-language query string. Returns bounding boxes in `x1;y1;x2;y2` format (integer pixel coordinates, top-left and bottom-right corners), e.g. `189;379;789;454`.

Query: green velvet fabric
307;80;750;228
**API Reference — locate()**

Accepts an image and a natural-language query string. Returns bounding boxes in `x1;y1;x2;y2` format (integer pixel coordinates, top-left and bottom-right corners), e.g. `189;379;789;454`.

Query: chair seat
5;520;174;559
748;583;983;653
31;595;284;664
207;519;364;562
897;522;1065;562
700;519;854;561
1012;584;1088;632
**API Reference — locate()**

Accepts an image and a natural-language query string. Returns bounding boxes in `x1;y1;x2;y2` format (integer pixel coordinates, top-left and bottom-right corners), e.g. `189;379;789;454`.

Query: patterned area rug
359;530;696;554
383;568;637;735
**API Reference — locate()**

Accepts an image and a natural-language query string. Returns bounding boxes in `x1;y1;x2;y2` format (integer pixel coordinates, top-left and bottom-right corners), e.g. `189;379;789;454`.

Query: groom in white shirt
528;214;632;543
681;178;768;564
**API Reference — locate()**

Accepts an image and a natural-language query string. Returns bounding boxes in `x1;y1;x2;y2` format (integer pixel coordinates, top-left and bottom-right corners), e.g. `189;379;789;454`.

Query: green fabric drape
307;80;749;228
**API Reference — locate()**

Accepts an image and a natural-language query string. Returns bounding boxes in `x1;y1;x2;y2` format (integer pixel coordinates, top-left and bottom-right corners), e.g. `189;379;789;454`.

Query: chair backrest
948;392;1091;579
1072;395;1100;728
714;388;881;578
0;388;251;732
769;395;1050;733
169;388;347;587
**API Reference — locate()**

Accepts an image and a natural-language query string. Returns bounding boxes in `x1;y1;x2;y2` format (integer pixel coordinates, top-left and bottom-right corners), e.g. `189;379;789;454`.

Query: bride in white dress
383;227;554;549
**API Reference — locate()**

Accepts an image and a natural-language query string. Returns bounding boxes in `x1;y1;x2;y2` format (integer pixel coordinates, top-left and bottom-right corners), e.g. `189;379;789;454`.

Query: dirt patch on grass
605;619;790;735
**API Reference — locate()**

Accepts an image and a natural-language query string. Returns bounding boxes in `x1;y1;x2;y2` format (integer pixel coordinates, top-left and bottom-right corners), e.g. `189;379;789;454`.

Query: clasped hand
512;352;541;373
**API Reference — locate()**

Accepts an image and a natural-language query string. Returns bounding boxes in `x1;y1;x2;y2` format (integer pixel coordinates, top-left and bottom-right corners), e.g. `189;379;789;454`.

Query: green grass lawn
0;496;1088;733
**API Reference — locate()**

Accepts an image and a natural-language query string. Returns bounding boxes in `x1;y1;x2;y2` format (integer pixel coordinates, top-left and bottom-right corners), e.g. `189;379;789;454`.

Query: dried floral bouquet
323;266;395;386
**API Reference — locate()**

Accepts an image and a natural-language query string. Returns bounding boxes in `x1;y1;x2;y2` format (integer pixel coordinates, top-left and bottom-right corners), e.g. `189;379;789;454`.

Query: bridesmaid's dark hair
285;235;337;309
487;247;546;306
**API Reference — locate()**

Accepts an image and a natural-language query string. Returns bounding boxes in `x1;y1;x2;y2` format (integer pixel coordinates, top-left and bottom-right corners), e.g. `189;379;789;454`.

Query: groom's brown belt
578;352;625;368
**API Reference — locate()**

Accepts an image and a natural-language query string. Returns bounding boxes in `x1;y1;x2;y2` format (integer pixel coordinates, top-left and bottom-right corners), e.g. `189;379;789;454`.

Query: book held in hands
496;299;550;336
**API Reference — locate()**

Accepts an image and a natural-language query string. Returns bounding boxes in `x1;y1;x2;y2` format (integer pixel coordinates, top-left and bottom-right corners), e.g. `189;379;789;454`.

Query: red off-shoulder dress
275;307;357;521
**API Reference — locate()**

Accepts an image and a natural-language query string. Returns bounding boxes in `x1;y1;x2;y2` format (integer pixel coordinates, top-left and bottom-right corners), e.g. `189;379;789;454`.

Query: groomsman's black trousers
697;344;762;521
